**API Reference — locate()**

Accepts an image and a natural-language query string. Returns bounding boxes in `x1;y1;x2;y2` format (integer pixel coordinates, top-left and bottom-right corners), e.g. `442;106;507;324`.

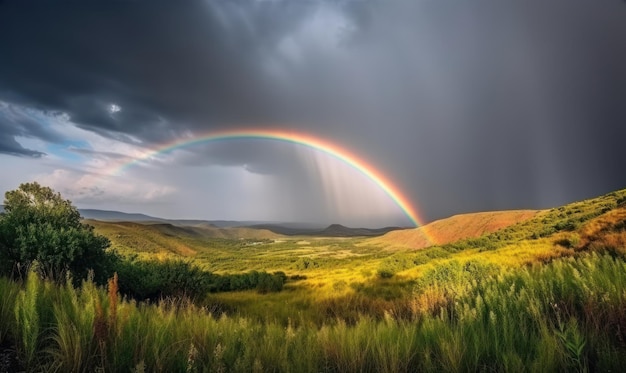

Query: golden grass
369;210;540;250
77;188;626;327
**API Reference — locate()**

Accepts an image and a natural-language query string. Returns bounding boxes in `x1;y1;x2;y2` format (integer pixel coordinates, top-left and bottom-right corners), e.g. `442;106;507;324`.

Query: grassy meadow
1;189;626;371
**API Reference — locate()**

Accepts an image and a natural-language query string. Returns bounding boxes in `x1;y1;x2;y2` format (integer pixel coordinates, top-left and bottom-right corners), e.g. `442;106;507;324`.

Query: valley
2;187;626;372
86;188;625;328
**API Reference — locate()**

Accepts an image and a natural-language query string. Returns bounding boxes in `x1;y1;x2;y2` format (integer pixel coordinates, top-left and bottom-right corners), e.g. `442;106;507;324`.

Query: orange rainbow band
113;128;423;228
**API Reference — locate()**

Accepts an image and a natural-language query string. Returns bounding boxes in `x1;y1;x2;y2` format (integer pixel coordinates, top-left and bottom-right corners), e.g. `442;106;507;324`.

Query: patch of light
13;136;47;154
298;4;353;50
108;104;121;114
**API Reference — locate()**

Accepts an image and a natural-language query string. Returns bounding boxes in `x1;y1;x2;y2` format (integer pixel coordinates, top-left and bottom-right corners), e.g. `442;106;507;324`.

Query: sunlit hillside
369;209;540;249
87;220;281;260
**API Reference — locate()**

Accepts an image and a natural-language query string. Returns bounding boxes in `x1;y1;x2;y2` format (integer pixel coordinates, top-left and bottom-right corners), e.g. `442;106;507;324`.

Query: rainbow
112;129;423;227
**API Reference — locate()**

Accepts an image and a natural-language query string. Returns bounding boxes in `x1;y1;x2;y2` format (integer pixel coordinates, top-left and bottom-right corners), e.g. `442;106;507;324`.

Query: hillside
87;220;281;258
369;209;540;249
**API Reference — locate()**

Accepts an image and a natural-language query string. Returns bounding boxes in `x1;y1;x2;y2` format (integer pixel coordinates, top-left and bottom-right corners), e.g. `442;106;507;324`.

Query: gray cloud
0;0;625;224
0;135;44;157
0;102;61;157
66;146;133;162
0;0;317;138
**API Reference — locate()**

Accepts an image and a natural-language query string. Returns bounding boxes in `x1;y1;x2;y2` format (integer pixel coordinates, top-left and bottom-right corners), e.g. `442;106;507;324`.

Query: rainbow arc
111;129;423;228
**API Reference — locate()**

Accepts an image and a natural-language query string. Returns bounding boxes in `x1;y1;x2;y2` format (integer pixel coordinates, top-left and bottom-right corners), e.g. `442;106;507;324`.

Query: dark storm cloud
0;134;43;157
332;0;626;219
0;0;318;140
1;0;625;223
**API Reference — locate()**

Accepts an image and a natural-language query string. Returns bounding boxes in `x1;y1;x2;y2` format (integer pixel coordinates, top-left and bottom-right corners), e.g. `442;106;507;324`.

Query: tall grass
0;252;625;371
0;277;18;345
13;269;44;369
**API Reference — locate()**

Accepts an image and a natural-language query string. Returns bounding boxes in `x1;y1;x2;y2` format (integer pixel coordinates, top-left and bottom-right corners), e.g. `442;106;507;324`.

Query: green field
1;189;626;371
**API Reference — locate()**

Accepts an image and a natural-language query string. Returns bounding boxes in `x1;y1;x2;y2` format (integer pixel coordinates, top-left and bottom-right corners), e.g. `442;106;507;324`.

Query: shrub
256;272;284;294
115;259;212;301
554;234;580;249
377;268;395;279
0;182;111;282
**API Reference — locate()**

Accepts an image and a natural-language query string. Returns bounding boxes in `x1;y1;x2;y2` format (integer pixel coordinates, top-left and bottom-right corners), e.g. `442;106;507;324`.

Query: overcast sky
1;0;625;227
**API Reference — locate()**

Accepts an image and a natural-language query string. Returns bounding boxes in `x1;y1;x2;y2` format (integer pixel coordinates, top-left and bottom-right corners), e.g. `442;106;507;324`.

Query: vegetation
0;184;625;371
114;258;285;301
0;182;111;282
1;253;625;372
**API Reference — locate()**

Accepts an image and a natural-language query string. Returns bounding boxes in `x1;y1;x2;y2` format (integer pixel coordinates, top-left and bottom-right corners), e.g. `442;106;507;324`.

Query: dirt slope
370;210;540;249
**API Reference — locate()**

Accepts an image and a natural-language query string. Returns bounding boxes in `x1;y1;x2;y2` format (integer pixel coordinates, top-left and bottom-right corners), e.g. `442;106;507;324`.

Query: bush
377;268;395;279
115;259;286;301
554;234;581;249
256;272;284;294
0;182;111;282
115;259;212;301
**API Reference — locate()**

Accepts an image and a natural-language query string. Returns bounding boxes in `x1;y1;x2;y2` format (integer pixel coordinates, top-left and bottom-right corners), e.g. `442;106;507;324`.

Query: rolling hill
369;210;541;249
79;209;399;237
86;220;281;257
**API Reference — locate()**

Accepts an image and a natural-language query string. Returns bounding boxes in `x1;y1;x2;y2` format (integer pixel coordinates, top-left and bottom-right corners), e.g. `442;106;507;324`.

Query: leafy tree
0;182;111;281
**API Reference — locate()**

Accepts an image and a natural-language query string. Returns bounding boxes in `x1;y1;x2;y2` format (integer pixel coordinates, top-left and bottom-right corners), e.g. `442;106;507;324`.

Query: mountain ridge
79;209;401;237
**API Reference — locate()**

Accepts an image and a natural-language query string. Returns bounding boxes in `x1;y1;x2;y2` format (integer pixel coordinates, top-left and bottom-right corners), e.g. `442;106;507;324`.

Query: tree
0;182;111;281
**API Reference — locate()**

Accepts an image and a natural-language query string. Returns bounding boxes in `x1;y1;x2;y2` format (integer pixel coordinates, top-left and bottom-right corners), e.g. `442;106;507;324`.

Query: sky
1;0;625;228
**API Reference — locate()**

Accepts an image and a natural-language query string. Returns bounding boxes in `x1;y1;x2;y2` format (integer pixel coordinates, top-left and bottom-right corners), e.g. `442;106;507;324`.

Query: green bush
115;259;212;301
114;259;286;301
377;268;395;279
0;182;111;283
256;272;284;293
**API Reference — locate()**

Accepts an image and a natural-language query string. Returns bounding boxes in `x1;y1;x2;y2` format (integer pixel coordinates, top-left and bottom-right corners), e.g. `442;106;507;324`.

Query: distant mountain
248;223;402;237
79;209;166;222
317;224;403;237
78;209;268;228
164;219;270;228
0;207;397;237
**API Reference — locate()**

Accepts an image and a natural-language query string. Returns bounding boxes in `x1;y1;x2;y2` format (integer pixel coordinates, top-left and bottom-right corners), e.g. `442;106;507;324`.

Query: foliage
210;270;285;294
13;269;42;369
113;257;286;302
115;258;211;301
1;253;625;371
376;268;395;279
0;182;111;282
